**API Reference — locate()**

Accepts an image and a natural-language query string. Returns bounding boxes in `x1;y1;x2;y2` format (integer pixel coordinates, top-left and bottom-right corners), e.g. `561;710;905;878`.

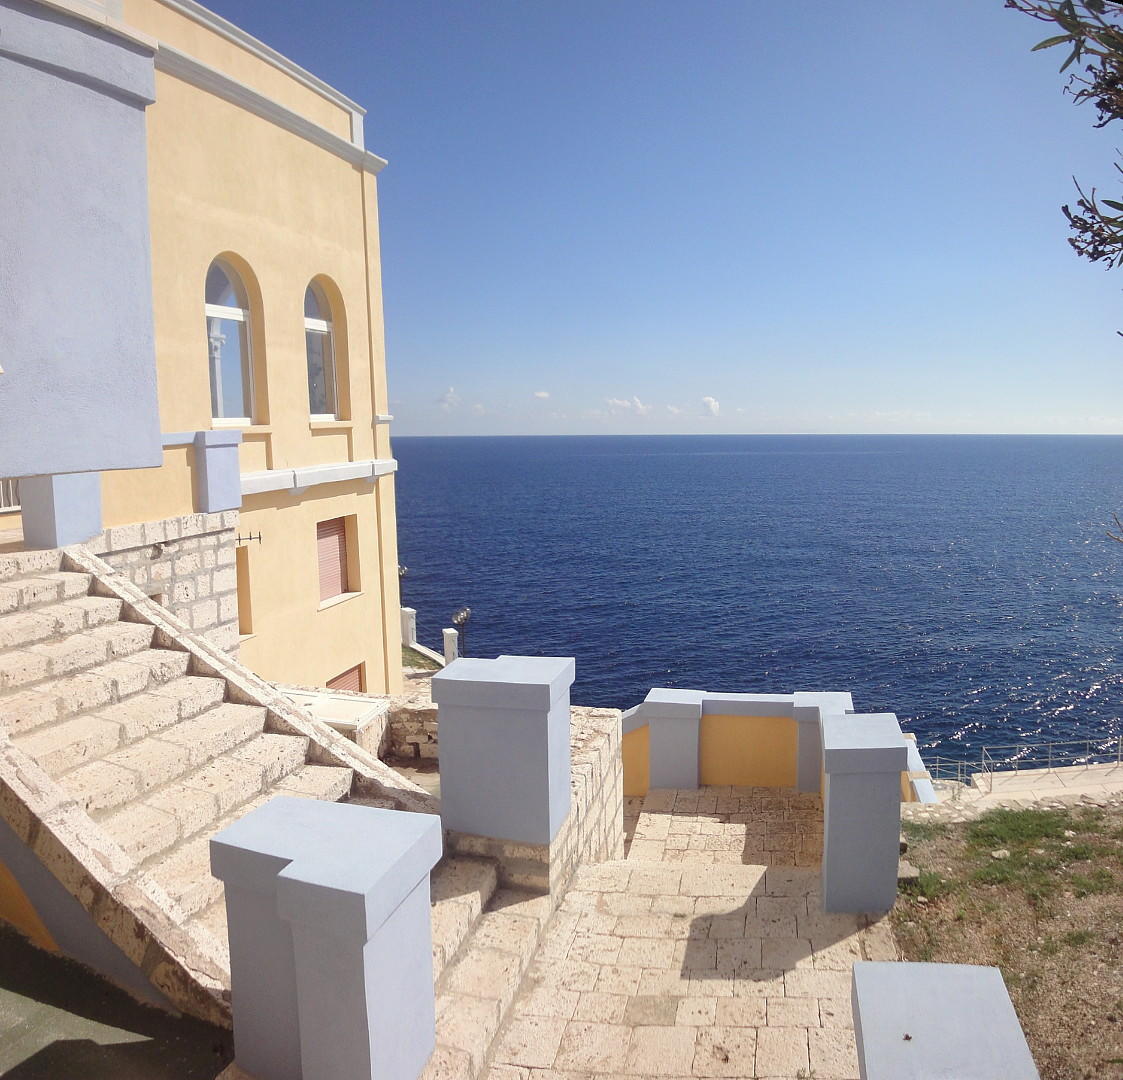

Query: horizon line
392;430;1123;439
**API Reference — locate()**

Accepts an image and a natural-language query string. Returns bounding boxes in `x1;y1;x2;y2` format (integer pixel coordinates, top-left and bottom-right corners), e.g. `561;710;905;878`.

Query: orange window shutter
327;665;363;692
317;518;347;601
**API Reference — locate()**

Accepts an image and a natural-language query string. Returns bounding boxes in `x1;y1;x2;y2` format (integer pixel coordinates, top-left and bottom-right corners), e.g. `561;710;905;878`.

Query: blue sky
213;0;1123;435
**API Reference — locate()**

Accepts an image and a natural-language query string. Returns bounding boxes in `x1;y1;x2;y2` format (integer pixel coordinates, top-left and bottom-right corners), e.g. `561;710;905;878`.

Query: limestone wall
89;511;241;653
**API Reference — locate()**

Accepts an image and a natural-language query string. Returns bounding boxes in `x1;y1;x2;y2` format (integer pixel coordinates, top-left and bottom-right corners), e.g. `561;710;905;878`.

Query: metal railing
0;478;19;512
921;735;1121;799
979;736;1122;793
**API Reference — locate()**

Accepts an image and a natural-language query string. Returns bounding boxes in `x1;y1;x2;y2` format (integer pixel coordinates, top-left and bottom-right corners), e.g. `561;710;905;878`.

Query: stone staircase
0;544;512;1025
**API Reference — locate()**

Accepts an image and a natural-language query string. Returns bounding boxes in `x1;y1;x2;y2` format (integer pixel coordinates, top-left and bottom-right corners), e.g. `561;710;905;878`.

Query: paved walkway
908;762;1123;823
487;787;895;1080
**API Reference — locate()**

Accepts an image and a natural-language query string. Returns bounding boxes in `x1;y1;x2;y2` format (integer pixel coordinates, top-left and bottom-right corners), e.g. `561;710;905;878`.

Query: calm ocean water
394;435;1123;763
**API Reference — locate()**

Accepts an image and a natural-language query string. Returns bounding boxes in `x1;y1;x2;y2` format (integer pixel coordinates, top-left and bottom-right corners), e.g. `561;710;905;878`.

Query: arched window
205;260;254;422
304;282;337;418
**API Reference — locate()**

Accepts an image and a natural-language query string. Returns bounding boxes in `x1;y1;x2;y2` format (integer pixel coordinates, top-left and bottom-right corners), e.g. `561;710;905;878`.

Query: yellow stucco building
4;0;404;693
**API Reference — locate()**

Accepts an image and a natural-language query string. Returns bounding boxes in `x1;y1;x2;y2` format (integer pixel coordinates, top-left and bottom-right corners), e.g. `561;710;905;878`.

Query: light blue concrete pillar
19;472;102;548
193;430;242;512
821;713;908;913
793;691;853;794
852;962;1040;1079
431;655;575;844
211;797;443;1080
644;688;705;789
1;0;162;480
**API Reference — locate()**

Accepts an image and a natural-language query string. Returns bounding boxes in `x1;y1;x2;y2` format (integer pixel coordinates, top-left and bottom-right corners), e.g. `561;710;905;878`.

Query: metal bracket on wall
235;532;263;545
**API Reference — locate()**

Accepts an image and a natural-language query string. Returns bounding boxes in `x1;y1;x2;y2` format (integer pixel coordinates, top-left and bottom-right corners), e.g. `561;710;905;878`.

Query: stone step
0;596;122;651
0;549;64;583
59;703;271;814
13;713;124;777
96;716;289;864
427;888;554;1079
0;649;194;734
147;763;354;918
430;856;499;984
0;571;92;614
0;622;154;690
94;675;227;741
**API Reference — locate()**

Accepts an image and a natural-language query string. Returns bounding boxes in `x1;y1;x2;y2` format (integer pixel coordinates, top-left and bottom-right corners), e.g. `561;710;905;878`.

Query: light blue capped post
820;713;908;913
210;797;443;1080
431;655;575;845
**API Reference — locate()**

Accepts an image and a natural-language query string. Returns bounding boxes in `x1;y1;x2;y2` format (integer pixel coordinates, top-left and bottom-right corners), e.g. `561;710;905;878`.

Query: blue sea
393;435;1123;764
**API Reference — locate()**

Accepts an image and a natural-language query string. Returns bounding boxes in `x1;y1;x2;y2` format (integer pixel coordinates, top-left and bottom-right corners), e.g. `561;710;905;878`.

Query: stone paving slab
625;788;823;868
480;788;889;1080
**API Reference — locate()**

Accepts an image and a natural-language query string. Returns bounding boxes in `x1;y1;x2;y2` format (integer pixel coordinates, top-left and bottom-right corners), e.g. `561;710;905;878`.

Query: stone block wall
385;700;439;761
448;705;624;896
88;511;240;653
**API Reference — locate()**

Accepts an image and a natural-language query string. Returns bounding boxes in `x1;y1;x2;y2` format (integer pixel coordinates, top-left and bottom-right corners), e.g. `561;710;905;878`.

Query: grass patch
901;819;948;843
401;645;441;671
1070;866;1115;897
900;867;953;900
965;808;1068;849
1063;929;1096;948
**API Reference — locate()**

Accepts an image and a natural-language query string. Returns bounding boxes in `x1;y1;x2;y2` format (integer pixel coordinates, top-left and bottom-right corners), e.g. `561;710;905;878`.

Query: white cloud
702;396;720;417
471;403;486;416
437;386;460;413
606;395;652;416
666;404;683;415
533;390;550;399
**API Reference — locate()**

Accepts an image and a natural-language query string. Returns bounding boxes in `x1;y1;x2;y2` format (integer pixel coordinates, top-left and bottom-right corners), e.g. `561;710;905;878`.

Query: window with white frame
304;282;337;419
205;260;254;423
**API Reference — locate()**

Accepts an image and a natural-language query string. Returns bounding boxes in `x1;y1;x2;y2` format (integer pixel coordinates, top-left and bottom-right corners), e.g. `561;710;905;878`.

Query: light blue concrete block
643;689;704;790
793;692;854;794
211;798;443;1080
821;713;908;914
19;472;102;548
193;430;243;513
700;693;793;716
904;740;939;804
852;962;1040;1079
0;0;162;480
432;655;575;845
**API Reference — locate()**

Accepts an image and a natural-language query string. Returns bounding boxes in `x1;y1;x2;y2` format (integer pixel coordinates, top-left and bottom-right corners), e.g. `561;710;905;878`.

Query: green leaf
1033;34;1074;50
1060;44;1083;70
1101;199;1123;211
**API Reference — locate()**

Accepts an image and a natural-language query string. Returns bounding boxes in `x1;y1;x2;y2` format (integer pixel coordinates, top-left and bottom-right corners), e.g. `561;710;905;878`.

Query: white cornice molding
28;0;158;50
155;46;386;175
156;0;365;124
241;458;397;496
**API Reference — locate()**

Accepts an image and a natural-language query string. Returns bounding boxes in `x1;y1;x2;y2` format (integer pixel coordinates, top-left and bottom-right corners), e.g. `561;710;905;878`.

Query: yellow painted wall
121;0;354;140
622;726;650;797
236;478;400;692
699;715;797;788
0;860;57;952
102;446;195;528
94;2;401;693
